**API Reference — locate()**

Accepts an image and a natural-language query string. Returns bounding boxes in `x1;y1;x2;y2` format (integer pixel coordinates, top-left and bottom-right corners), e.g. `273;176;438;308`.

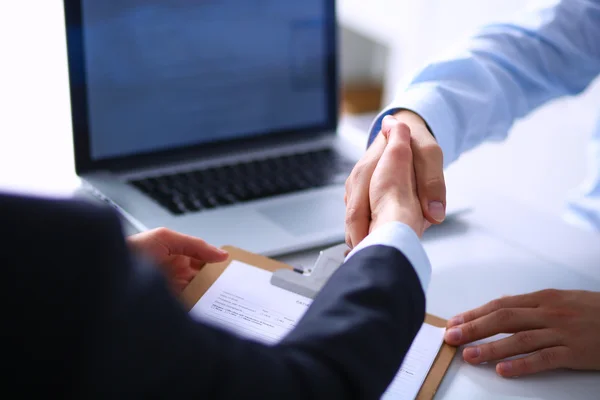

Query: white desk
279;185;600;399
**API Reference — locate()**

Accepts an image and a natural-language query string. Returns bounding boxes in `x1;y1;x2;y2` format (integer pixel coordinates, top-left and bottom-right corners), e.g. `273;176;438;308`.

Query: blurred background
1;0;599;220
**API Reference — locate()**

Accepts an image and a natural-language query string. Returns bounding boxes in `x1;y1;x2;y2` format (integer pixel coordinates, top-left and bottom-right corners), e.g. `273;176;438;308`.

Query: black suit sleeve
2;194;426;400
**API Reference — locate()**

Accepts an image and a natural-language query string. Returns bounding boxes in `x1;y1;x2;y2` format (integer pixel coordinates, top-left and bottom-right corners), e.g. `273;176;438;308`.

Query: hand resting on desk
444;289;600;377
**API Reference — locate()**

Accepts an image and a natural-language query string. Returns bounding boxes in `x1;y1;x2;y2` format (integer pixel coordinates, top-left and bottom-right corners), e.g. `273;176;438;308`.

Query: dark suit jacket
1;192;426;399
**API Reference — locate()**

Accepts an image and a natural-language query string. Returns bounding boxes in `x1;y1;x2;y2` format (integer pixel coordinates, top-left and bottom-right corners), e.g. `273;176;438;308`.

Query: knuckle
345;206;363;226
395;121;411;135
384;118;407;132
387;141;412;160
544;306;578;321
486;343;500;359
395;120;409;130
539;289;563;302
539;349;559;367
421;141;443;157
515;331;535;347
151;227;171;239
461;311;474;322
422;176;446;192
349;163;364;183
515;357;531;374
345;232;353;249
488;298;507;313
414;140;442;163
345;174;355;191
495;308;516;324
464;322;479;338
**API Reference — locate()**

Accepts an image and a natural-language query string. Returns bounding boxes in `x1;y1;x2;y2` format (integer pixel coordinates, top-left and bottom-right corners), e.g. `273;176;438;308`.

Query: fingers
447;293;542;328
496;346;571;378
168;255;205;278
444;308;547;346
140;228;229;262
462;328;562;365
161;254;205;295
345;127;388;248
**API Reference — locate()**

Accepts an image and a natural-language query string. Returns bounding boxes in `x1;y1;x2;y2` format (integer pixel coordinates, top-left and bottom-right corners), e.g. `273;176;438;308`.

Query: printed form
189;261;445;399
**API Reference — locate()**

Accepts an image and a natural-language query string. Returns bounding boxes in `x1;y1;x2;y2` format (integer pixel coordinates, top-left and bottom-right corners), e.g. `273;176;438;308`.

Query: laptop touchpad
258;194;345;237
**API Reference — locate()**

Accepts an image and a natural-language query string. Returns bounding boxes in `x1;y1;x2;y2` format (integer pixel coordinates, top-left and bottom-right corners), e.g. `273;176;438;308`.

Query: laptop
62;0;366;256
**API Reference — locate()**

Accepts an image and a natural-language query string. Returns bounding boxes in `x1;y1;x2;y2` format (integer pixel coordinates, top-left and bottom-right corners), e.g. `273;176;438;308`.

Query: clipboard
181;246;457;400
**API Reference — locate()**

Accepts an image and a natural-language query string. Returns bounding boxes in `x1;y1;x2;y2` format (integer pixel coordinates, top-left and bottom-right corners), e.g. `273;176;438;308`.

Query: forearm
280;243;427;399
190;244;426;399
370;0;600;165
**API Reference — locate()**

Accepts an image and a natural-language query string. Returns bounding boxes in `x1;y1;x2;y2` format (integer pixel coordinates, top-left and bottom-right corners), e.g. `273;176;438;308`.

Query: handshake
344;115;440;248
128;115;438;295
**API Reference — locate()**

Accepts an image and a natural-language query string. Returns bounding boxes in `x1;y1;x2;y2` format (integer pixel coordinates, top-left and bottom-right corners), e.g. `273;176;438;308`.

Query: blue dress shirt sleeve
368;0;600;167
345;222;431;292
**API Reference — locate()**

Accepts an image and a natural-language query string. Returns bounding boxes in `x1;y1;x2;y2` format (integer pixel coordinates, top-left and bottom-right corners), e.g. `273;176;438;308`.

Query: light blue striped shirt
369;0;600;231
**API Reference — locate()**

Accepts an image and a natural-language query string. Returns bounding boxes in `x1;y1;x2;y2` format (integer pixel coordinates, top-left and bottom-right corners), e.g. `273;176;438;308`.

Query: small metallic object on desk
270;243;349;299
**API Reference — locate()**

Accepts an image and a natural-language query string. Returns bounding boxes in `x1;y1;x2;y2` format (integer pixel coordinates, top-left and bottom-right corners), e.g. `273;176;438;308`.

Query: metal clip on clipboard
270;243;350;299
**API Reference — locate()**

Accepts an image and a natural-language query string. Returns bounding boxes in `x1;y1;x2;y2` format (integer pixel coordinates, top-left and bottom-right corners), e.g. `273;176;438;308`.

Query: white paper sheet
381;323;445;399
189;261;445;399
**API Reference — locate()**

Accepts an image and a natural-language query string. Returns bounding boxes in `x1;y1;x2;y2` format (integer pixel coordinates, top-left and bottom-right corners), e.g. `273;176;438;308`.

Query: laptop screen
74;1;333;162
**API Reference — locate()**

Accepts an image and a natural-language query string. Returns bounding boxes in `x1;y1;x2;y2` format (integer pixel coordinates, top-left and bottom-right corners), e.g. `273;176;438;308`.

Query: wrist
371;206;424;238
393;109;434;138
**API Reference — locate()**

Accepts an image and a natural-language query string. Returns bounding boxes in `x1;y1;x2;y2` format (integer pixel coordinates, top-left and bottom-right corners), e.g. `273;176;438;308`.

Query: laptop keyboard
129;148;355;215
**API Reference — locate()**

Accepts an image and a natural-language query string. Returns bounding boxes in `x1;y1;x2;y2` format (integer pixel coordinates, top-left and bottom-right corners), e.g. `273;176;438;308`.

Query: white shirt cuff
344;221;431;292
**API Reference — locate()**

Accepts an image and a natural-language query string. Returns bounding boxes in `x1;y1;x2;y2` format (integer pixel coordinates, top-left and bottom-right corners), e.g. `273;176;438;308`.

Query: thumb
369;120;425;236
375;118;415;199
412;133;446;224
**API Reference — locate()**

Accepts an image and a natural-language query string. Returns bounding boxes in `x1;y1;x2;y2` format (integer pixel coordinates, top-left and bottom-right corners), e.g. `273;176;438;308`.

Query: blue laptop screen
80;1;330;161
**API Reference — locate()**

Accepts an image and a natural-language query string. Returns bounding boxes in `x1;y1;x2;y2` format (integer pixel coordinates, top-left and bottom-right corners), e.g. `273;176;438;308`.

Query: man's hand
366;117;427;236
444;289;600;377
344;110;446;247
127;228;228;294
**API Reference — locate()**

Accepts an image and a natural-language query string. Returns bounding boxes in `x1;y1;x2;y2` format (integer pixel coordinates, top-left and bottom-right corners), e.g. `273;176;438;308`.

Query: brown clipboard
180;246;457;400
